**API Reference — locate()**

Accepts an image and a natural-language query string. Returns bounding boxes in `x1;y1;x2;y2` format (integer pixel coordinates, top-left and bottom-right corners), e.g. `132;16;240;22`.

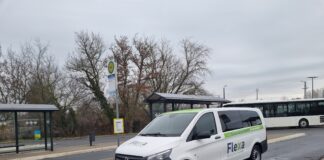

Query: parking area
1;127;324;160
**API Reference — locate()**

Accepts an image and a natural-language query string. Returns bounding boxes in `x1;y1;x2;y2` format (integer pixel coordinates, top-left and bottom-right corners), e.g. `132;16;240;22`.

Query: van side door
239;110;265;157
218;111;247;160
185;112;225;160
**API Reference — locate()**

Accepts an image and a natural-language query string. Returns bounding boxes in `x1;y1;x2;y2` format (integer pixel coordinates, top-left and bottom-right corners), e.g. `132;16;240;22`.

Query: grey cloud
0;0;324;100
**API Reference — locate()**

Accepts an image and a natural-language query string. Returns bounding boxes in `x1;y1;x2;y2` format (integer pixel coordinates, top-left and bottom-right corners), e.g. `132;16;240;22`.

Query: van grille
115;154;145;160
320;116;324;123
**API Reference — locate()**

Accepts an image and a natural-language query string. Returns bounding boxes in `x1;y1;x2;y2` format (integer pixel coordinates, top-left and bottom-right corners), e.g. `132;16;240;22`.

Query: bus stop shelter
0;104;58;153
145;92;231;119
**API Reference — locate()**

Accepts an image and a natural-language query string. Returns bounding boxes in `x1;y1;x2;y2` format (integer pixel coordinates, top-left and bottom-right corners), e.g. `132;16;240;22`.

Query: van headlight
147;149;172;160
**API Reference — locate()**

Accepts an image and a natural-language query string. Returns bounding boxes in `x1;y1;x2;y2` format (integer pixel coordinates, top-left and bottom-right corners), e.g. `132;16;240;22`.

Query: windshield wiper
139;132;168;137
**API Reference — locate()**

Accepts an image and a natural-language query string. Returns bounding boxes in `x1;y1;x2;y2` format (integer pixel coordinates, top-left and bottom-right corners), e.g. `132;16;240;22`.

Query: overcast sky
1;0;324;101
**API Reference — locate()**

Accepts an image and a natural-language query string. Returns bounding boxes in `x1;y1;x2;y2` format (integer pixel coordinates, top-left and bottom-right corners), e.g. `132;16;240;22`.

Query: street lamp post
256;88;259;100
301;81;307;99
223;85;227;99
307;76;318;98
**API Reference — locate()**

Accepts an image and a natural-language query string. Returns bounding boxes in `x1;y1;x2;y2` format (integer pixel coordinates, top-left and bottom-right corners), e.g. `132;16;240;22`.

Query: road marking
10;145;117;160
268;133;306;144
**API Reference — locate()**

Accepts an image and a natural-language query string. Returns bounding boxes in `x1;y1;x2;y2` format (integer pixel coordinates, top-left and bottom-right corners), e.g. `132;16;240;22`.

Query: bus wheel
299;119;309;128
249;145;261;160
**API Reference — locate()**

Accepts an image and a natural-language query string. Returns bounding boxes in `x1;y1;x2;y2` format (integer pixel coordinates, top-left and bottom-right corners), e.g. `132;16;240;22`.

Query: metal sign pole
107;59;121;146
115;59;120;146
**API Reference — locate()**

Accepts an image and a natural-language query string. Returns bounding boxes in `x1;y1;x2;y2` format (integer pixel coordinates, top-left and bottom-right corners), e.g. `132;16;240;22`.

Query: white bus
224;98;324;128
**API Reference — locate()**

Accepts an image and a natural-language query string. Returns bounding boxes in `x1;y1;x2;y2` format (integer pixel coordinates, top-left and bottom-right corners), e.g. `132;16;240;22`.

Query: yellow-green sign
108;61;115;74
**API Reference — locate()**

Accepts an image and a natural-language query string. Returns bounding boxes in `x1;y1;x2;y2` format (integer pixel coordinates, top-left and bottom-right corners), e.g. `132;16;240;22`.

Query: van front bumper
115;154;145;160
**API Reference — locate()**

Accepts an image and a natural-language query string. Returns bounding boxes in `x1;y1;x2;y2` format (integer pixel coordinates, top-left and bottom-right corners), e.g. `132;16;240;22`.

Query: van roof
162;107;259;115
163;109;203;115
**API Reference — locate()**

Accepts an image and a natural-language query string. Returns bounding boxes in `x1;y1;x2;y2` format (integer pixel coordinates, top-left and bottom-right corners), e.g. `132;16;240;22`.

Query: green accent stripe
224;125;264;138
162;109;203;115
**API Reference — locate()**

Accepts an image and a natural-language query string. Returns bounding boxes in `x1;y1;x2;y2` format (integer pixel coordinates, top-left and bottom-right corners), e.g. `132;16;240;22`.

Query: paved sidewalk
1;142;117;160
0;134;136;160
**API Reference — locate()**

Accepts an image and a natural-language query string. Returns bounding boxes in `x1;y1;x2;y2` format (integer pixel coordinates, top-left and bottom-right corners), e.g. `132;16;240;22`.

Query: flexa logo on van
227;141;245;154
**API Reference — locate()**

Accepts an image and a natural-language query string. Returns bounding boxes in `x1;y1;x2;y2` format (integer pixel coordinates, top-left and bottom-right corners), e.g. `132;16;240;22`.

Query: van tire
249;145;261;160
299;119;309;128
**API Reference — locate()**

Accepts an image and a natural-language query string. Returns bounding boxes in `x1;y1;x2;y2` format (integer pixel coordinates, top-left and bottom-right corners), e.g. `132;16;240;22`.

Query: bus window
319;102;324;108
317;102;324;114
288;103;296;116
264;104;275;117
276;104;287;117
309;102;318;115
296;103;311;115
305;103;311;115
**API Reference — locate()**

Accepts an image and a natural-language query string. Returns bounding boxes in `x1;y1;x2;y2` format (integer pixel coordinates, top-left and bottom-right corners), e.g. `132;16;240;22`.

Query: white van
115;108;268;160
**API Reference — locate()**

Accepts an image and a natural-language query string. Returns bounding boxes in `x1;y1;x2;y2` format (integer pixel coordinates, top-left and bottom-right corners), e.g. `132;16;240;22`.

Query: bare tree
0;44;33;104
110;36;211;132
144;38;210;95
131;36;156;113
25;41;62;104
66;31;114;123
173;39;210;94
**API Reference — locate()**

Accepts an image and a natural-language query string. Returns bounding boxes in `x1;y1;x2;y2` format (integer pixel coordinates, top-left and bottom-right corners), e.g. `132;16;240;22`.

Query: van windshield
139;113;196;137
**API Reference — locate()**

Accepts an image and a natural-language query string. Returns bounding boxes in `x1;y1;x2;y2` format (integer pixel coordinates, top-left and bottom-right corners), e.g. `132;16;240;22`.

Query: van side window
187;112;217;141
240;111;262;127
195;112;217;135
218;111;243;132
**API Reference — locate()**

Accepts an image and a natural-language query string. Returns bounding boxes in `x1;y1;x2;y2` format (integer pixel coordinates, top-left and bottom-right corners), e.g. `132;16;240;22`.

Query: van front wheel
249;145;261;160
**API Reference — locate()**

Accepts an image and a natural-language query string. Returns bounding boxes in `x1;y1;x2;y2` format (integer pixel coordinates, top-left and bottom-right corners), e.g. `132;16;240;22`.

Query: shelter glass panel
177;104;191;110
0;112;15;153
166;104;173;112
152;103;164;118
18;112;44;152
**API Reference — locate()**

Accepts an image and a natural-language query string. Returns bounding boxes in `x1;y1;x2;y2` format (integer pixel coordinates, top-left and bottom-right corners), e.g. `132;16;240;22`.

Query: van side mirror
195;131;211;140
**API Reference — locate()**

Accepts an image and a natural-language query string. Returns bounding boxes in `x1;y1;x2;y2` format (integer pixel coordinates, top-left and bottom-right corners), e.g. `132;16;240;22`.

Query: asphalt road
264;127;324;160
46;127;324;160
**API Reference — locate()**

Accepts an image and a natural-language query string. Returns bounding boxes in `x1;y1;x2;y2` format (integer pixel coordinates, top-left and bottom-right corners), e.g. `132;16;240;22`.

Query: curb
268;133;306;144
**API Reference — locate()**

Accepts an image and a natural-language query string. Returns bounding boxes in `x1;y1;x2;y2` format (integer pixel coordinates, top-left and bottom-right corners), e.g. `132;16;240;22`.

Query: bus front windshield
139;113;196;137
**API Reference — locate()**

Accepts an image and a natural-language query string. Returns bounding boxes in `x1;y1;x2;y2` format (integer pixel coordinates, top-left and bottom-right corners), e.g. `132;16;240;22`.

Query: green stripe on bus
224;125;263;138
